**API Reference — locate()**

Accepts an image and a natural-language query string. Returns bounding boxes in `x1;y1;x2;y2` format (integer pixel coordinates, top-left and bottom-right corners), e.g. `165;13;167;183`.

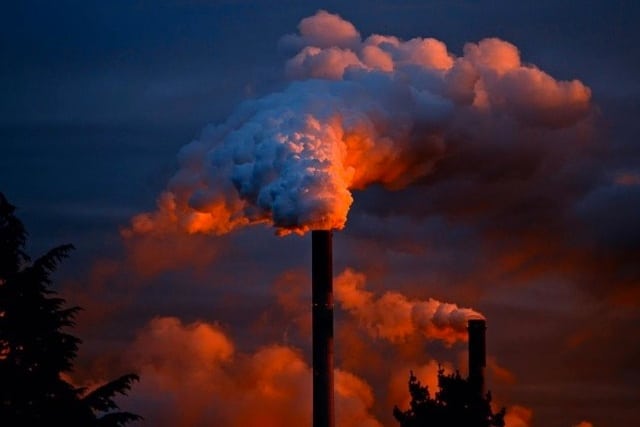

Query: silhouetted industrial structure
468;318;487;397
393;318;505;427
311;230;334;427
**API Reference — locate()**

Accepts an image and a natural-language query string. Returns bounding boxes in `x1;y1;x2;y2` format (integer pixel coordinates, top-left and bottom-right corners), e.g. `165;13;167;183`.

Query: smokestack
312;230;334;427
467;318;486;397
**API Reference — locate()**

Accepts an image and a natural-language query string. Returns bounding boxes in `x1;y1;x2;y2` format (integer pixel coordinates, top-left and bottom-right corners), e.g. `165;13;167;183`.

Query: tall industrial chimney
467;318;486;397
312;230;334;427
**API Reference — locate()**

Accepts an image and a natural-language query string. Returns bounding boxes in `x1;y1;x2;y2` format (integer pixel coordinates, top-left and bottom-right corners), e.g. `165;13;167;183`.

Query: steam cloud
335;269;483;345
504;405;533;427
124;316;382;427
61;9;612;427
128;9;591;236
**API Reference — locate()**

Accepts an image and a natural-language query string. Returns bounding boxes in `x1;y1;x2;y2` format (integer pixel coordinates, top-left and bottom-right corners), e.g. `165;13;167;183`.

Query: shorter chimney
467;318;486;396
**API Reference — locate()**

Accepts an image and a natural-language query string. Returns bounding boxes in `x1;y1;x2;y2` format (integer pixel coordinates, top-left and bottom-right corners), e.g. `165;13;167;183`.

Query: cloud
387;360;446;410
122;316;382;427
9;4;640;427
59;9;631;427
286;46;363;80
280;10;361;52
504;405;533;427
335;268;483;345
128;10;592;237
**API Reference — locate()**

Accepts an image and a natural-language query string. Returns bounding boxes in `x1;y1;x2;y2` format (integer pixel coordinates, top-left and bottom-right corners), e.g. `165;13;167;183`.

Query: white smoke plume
128;10;591;236
334;268;483;345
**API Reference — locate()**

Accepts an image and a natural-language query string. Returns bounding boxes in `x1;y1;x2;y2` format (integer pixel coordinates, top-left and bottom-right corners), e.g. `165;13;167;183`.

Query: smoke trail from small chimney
334;268;483;345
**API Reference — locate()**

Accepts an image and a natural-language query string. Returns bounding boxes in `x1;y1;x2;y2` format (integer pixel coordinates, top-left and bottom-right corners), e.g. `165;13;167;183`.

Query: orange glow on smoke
503;405;533;427
334;268;482;345
387;360;445;410
120;316;385;427
107;11;603;427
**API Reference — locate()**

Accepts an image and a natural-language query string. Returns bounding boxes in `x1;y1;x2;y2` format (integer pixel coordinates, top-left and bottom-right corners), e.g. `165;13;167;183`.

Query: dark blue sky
2;1;638;126
1;2;639;427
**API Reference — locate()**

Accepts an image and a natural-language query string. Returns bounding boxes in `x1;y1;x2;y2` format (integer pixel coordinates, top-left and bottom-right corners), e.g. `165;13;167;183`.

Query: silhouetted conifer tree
0;193;141;426
393;367;506;427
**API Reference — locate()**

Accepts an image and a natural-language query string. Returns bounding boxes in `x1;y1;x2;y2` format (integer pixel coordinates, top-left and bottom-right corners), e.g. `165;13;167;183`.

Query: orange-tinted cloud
387;360;446;410
122;226;222;279
335;268;483;345
487;356;517;386
128;10;591;237
504;405;533;427
122;316;382;427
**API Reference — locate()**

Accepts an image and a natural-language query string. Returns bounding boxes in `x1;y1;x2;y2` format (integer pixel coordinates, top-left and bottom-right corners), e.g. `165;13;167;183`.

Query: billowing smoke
504;405;533;427
335;268;483;345
123;316;383;427
128;10;591;236
108;11;598;426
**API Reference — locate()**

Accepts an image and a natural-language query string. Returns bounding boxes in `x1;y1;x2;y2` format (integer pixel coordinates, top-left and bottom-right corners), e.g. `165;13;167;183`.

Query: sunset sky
1;2;639;427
